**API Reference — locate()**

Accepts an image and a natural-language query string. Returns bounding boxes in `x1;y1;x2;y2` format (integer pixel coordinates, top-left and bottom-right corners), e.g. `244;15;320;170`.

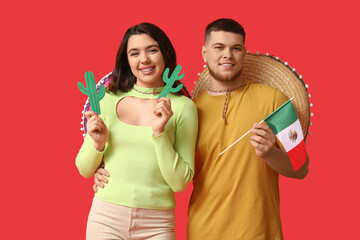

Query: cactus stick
78;71;105;114
158;65;184;99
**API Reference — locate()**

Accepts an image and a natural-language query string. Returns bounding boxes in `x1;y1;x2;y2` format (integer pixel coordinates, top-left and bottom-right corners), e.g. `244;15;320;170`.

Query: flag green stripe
264;100;299;135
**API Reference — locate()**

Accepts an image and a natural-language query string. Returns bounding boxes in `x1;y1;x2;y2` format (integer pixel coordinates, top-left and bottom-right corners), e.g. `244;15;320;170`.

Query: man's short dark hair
205;18;245;44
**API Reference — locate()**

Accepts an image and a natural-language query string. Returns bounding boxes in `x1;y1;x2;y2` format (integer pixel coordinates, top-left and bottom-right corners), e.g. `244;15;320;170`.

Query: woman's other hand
152;97;173;136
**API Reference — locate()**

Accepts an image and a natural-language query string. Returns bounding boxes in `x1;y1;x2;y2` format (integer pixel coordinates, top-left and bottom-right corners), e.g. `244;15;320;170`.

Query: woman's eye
130;52;139;56
149;48;158;53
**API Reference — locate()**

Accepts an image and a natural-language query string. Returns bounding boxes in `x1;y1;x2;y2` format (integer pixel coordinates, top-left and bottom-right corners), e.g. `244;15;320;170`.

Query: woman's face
127;34;165;88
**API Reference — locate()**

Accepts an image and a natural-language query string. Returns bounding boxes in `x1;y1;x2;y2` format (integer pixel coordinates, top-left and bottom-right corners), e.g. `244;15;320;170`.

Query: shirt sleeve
152;98;198;192
75;116;107;179
273;88;289;109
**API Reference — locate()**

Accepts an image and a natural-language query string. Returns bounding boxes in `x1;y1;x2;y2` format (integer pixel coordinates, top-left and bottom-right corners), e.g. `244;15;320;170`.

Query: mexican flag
264;100;307;171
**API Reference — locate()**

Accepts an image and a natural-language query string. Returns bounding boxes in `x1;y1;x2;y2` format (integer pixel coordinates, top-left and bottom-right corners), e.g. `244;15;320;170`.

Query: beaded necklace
132;85;164;95
208;83;253;124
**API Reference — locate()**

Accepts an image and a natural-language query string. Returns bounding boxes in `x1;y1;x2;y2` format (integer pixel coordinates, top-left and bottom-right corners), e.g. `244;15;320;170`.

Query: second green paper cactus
158;65;184;99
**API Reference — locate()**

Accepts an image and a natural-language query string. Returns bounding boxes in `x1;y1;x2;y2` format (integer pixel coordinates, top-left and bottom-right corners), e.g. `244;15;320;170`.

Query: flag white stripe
276;119;304;152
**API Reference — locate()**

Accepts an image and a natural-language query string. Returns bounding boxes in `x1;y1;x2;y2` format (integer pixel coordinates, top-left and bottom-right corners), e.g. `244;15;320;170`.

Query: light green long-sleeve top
76;86;198;210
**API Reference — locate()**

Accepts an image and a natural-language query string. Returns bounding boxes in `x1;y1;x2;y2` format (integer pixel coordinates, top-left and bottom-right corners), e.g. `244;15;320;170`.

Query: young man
92;18;309;239
187;18;309;240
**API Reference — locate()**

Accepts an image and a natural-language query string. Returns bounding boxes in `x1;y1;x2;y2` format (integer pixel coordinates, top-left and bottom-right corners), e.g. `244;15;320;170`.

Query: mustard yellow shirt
188;82;288;240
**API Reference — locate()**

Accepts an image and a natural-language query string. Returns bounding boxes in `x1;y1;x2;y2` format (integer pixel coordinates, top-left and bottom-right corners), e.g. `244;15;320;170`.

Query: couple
76;18;310;240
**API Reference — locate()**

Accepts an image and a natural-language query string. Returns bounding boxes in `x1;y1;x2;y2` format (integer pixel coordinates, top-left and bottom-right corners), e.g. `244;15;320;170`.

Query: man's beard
208;66;242;82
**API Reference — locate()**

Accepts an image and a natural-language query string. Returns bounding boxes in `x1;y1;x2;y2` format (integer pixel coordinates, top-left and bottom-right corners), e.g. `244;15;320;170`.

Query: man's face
203;31;245;82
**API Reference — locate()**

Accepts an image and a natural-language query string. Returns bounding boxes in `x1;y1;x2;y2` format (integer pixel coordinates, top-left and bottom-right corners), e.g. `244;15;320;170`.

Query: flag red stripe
287;140;307;171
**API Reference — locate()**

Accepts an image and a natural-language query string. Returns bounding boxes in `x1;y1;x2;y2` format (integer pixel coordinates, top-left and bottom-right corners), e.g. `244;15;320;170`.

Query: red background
1;0;359;239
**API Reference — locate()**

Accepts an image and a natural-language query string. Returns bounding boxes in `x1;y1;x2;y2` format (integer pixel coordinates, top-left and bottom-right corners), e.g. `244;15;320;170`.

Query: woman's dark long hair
108;23;189;97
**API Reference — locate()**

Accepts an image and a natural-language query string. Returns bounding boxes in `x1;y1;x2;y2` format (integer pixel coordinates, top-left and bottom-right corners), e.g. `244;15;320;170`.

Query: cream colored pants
86;197;176;240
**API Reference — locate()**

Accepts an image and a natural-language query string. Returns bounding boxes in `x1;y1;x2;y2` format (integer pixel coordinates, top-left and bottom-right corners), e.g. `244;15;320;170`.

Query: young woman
76;23;198;240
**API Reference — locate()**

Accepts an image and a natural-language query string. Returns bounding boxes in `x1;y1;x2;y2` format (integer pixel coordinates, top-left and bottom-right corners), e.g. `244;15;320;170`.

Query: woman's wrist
94;143;105;152
153;128;164;137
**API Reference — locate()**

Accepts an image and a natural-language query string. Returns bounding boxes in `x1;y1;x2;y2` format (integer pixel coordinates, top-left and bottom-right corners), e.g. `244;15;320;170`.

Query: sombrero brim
192;53;310;139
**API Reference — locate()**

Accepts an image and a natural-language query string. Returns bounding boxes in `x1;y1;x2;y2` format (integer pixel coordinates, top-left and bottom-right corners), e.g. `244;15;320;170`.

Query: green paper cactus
78;71;105;115
158;65;184;99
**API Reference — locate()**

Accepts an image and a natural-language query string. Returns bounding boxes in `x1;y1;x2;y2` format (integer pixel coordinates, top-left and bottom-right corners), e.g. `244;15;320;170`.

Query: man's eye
215;46;223;50
233;47;242;51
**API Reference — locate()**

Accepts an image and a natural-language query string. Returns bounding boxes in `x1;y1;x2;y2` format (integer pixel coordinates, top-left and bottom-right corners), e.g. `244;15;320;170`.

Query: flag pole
218;97;295;156
219;120;264;156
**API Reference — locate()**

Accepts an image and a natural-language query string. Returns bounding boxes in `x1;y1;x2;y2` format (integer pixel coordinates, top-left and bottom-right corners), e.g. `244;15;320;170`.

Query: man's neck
207;76;244;95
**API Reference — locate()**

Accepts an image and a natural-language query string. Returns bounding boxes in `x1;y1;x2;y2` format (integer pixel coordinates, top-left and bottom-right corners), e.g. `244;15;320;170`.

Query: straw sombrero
192;52;312;139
